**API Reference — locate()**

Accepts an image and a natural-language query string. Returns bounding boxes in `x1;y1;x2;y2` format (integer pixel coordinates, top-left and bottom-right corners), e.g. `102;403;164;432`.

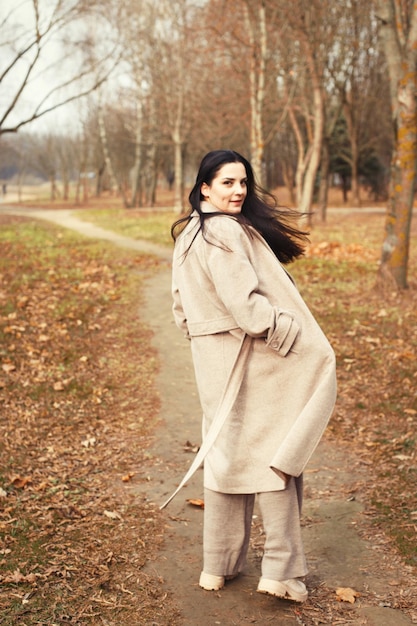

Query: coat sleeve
172;279;190;339
203;218;300;356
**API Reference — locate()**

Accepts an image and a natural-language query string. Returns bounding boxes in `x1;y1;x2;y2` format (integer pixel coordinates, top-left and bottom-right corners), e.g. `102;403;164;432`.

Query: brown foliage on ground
295;211;417;570
0;215;180;625
0;205;416;624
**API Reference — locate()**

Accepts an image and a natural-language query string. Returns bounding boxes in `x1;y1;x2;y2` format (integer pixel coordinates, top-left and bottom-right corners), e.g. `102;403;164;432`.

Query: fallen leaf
184;440;199;453
81;436;96;448
187;498;204;509
17;296;29;308
336;587;360;603
3;569;38;584
122;472;135;482
10;476;32;489
104;510;122;520
2;363;16;373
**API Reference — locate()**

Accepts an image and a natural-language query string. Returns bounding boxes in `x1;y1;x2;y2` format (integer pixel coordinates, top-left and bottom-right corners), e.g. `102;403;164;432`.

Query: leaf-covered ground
0;205;416;625
293;210;417;570
0;215;180;625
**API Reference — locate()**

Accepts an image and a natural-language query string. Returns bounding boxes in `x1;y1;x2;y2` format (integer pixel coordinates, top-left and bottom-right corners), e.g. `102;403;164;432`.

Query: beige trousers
203;478;307;581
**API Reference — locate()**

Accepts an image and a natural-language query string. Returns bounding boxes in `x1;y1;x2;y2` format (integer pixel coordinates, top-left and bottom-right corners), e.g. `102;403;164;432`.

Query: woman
169;150;337;603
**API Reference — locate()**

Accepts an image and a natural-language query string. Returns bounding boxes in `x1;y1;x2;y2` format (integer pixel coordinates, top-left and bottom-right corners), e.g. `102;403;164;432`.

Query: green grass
78;207;177;247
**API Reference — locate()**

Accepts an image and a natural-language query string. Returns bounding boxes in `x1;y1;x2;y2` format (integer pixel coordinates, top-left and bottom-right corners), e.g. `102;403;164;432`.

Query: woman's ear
201;182;209;197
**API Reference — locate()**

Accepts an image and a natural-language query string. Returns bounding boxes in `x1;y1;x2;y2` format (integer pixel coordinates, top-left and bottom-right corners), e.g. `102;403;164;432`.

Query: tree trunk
377;0;417;289
350;151;360;207
145;99;158;206
172;82;184;213
50;174;57;201
145;143;157;206
173;136;183;213
97;102;118;195
96;163;105;197
62;170;70;201
244;0;267;185
298;43;324;217
288;105;308;207
287;36;324;218
317;138;330;221
380;112;416;289
282;161;296;205
129;102;144;208
343;99;361;206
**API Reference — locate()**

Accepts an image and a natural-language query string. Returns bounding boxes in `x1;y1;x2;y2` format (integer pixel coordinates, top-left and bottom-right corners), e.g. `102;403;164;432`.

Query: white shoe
199;572;224;591
257;577;308;602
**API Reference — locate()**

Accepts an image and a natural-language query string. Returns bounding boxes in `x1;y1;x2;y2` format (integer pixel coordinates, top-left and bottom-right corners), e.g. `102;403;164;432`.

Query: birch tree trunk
288;105;310;207
244;0;267;184
144;99;158;206
97;100;118;194
279;1;326;217
172;89;184;214
298;37;324;216
377;0;417;289
129;102;144;208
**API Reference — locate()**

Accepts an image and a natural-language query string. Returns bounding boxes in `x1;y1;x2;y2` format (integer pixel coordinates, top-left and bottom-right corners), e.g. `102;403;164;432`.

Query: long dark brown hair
171;149;309;264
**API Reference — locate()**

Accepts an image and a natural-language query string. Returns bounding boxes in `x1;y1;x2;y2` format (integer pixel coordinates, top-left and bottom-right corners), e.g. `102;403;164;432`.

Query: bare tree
97;92;119;194
0;0;118;135
242;0;267;183
330;1;386;208
150;0;207;213
376;0;417;289
264;0;333;215
116;0;159;208
27;133;60;199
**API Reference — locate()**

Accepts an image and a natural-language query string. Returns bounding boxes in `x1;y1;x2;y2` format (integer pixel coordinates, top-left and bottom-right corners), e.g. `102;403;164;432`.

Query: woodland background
0;0;400;210
0;0;393;210
3;0;416;290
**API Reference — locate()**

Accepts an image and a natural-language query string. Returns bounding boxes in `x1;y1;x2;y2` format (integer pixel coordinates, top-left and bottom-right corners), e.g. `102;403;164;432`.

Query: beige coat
172;203;337;494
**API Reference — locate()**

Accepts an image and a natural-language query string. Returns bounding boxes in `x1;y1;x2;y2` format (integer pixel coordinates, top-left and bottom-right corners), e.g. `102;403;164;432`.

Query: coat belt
160;333;252;509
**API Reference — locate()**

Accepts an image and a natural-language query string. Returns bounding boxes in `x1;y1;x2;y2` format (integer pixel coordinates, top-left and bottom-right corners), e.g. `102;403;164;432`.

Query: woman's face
201;162;247;214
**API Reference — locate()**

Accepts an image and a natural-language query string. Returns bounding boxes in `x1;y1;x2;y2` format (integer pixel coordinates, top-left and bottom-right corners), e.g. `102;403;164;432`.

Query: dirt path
139;268;415;626
2;205;416;626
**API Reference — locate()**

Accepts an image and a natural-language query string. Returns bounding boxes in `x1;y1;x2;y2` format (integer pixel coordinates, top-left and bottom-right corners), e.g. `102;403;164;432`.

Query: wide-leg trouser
203;478;307;581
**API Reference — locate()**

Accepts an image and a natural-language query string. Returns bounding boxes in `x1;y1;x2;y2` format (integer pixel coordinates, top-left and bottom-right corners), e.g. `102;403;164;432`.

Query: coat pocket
265;309;300;356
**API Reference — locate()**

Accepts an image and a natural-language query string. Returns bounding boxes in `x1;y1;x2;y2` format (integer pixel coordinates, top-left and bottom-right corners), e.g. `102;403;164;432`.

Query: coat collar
200;201;218;214
189;201;220;218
